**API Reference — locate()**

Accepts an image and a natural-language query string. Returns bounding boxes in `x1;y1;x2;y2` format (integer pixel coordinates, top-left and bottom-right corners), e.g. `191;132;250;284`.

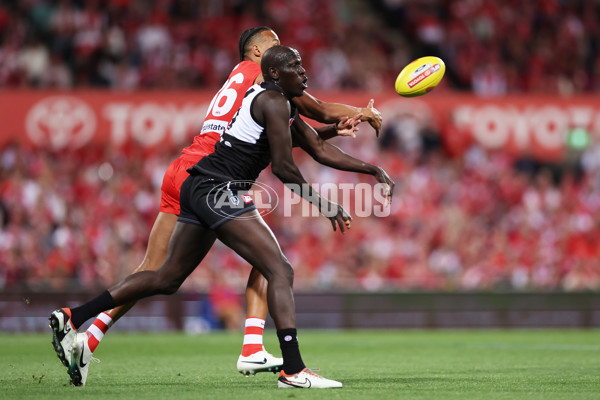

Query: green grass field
1;330;599;399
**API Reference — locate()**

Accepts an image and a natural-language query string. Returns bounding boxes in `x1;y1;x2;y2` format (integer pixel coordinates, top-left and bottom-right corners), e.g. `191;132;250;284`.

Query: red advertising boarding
0;90;599;160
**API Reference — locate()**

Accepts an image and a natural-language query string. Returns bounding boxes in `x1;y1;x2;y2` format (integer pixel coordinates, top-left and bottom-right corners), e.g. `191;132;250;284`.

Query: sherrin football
395;56;445;97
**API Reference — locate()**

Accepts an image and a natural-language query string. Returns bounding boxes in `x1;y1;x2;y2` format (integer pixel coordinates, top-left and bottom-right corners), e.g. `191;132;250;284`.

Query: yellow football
394;56;446;97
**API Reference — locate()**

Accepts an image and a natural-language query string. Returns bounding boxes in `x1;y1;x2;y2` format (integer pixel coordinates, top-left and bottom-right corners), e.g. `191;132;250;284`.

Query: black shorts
178;175;256;230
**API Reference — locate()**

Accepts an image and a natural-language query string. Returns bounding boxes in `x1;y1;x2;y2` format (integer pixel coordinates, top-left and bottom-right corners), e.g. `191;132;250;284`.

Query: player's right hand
322;201;352;233
363;99;382;137
336;113;363;138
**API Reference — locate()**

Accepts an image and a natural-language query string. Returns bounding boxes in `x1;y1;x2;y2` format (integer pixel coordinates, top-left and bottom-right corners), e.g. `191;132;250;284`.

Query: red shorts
159;154;208;215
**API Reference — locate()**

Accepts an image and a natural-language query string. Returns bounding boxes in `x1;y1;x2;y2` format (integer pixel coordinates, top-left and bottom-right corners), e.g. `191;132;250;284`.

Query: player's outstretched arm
291;117;394;204
256;91;351;232
312;113;363;140
294;92;383;137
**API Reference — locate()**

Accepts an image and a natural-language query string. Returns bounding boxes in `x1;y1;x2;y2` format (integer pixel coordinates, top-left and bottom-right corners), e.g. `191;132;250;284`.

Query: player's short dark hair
261;46;299;78
238;26;273;61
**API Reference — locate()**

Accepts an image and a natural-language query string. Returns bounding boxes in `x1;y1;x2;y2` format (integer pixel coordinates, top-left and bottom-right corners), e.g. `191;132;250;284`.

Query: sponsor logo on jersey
201;120;228;134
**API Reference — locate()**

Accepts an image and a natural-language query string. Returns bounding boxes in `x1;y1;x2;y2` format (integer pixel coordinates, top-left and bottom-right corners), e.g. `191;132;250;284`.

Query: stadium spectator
2;133;599;293
0;0;598;94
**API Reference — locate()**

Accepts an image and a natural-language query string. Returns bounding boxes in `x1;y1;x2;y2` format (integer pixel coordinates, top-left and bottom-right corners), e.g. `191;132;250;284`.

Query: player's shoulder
256;82;287;104
231;61;262;78
259;81;285;95
253;83;288;115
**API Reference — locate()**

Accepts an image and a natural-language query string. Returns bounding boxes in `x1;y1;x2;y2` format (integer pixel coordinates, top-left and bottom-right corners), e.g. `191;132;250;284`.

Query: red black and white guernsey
159;61;262;215
188;81;298;186
180;61;263;158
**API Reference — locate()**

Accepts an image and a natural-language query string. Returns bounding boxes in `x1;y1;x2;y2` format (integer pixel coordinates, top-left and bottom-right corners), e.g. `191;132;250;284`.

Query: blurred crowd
374;0;600;95
1;0;600;94
1;130;599;293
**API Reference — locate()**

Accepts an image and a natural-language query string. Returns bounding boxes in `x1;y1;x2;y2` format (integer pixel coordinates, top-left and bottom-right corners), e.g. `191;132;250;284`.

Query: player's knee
271;259;294;285
283;255;294;282
284;260;294;283
161;281;180;295
155;273;184;295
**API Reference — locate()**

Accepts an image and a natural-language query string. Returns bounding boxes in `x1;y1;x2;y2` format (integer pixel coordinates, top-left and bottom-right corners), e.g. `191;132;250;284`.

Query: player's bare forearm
317;142;377;175
294;92;382;136
314;124;338;140
259;93;352;231
294;92;360;123
315;140;395;203
313;114;362;141
291;118;395;203
292;119;376;175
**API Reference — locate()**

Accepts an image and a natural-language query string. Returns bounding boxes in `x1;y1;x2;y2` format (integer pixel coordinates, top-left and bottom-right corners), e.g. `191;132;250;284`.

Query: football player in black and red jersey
49;28;391;387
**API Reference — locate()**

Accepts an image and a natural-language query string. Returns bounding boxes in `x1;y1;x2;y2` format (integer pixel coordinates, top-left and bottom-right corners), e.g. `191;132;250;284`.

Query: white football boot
278;368;343;389
69;332;96;386
237;350;283;376
49;309;77;369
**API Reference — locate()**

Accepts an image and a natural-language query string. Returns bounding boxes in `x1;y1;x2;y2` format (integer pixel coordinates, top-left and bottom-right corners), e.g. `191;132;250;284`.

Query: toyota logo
25;95;96;149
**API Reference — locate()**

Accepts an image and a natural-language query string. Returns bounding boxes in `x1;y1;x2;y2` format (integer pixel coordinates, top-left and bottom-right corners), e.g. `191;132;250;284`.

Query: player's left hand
335;113;363;138
362;99;382;138
373;166;395;205
323;201;352;233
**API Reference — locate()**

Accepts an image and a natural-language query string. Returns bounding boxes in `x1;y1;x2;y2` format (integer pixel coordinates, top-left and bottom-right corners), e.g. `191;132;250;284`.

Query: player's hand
322;201;352;233
362;99;382;138
373;166;394;205
335;113;363;138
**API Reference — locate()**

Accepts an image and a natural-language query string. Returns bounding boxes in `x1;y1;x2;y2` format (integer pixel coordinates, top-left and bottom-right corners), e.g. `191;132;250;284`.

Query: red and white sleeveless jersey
181;61;262;158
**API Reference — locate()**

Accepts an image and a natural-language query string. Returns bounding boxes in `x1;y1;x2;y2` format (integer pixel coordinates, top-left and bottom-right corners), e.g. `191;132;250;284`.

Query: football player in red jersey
49;27;387;385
